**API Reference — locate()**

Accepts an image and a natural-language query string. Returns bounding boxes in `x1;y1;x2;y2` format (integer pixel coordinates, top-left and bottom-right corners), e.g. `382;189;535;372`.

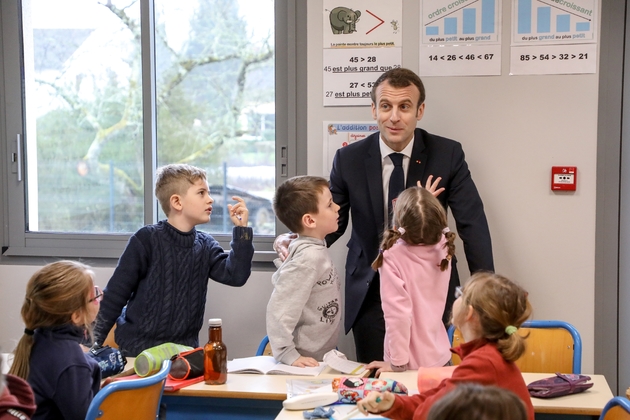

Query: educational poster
323;0;402;106
419;0;502;76
510;0;597;75
323;122;379;175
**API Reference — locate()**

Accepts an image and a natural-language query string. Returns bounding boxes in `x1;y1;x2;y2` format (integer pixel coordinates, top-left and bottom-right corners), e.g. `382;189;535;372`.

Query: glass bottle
204;318;227;385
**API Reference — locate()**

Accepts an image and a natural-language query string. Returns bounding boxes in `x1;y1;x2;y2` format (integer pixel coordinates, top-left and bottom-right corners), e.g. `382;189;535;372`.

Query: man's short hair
155;163;207;216
273;176;330;234
370;67;426;109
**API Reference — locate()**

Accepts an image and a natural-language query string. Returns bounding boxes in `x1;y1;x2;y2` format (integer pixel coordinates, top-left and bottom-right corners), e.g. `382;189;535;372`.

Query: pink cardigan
379;235;451;369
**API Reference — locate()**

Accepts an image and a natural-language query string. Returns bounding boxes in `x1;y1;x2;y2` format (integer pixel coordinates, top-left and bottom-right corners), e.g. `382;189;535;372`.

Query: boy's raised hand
227;196;249;227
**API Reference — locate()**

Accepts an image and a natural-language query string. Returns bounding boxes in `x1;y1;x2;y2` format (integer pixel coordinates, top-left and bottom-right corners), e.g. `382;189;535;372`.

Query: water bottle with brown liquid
204;318;227;385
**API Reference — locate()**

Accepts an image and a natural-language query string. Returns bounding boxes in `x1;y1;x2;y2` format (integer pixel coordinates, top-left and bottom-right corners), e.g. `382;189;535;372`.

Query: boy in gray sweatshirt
266;176;342;367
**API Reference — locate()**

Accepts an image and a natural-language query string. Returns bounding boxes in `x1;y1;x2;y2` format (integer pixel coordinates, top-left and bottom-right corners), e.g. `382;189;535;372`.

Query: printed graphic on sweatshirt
317;266;339;286
319;298;340;324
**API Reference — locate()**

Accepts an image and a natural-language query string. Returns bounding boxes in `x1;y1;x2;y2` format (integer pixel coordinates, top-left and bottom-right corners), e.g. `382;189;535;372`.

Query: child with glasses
366;186;456;376
358;272;535;420
10;260;103;420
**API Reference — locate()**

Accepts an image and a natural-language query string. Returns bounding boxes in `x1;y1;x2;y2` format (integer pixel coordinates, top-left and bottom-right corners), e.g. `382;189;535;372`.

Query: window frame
0;0;305;264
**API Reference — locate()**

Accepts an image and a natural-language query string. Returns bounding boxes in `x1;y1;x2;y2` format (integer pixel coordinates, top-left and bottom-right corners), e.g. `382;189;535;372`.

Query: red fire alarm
551;166;577;191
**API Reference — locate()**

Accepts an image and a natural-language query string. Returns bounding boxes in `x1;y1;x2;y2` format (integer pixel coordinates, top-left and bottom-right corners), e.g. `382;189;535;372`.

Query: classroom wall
306;0;599;374
0;0;601;373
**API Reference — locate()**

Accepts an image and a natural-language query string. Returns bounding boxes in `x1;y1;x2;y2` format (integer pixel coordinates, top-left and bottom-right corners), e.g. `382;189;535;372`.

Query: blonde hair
155;163;207;216
9;260;95;379
454;272;532;362
372;187;455;270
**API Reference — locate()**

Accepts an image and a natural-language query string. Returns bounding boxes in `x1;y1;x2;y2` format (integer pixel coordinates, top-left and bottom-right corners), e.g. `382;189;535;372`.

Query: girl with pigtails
359;272;535;420
366;186;456;376
10;260;102;420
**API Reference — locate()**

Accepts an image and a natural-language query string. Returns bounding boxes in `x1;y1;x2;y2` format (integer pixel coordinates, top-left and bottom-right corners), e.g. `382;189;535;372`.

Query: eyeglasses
454;286;463;299
88;286;104;304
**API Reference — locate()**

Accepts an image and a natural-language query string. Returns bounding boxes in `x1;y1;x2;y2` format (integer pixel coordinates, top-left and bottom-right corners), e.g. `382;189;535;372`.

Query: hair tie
396;227;406;235
442;227;450;234
505;325;517;336
378;249;384;255
24;328;34;336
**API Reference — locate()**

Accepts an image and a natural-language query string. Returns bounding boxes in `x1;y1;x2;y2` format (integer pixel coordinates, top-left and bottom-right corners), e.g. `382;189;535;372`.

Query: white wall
0;0;600;372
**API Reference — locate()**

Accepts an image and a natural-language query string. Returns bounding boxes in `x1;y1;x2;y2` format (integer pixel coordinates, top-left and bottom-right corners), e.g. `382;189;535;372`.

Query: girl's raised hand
417;175;445;197
357;391;395;415
227;196;249;227
363;360;393;377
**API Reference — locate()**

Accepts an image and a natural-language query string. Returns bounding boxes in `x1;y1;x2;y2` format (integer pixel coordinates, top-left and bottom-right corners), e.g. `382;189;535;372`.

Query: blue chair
85;359;170;420
447;320;582;374
256;335;270;356
599;396;630;419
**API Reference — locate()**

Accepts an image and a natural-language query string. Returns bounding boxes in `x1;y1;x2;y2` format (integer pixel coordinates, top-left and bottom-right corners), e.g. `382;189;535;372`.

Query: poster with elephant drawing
323;0;402;106
323;0;402;48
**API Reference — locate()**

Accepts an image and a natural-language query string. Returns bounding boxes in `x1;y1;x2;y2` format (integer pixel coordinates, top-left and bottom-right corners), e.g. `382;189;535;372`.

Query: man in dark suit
275;68;493;363
326;68;494;363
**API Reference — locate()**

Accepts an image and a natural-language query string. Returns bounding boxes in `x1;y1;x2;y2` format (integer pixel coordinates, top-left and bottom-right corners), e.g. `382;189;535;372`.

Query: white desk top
274;371;614;419
121;358;614;416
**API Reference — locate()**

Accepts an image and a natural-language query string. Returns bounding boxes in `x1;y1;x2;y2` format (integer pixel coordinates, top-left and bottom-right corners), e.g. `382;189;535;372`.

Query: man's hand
227;196;249;227
273;232;297;261
291;356;319;367
417;175;445;197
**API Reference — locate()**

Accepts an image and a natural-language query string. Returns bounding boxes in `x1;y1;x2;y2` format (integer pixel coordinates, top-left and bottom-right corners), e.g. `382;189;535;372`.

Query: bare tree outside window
23;0;275;236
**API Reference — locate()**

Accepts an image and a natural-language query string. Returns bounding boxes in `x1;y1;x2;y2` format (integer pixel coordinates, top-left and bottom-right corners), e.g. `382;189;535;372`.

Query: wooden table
274;371;614;420
117;356;612;420
161;366;346;420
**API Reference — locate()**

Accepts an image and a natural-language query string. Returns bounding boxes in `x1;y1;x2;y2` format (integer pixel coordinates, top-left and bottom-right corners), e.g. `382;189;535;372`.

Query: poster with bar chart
420;0;501;76
512;0;596;45
510;0;597;75
422;0;500;45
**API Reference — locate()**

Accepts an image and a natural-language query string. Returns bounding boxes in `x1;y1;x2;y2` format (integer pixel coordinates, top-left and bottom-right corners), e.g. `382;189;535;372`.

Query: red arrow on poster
365;10;384;35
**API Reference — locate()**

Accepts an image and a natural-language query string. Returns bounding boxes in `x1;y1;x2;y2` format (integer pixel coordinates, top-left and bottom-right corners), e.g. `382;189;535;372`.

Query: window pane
22;0;144;233
154;0;276;236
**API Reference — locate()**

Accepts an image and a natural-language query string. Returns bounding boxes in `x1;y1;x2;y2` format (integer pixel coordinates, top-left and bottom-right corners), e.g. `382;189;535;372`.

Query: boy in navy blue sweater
93;163;254;356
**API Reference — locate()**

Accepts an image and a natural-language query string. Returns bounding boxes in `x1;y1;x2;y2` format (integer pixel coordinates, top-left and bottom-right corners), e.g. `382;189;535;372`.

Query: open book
227;356;327;376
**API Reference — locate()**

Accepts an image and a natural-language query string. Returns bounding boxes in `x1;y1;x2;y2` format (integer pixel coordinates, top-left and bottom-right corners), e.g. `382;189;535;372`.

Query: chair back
447;320;582;373
256;335;272;356
103;324;118;349
600;396;630;420
85;360;170;420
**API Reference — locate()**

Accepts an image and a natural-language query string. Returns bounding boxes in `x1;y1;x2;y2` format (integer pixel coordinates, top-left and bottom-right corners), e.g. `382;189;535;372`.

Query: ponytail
372;228;403;270
439;230;456;271
9;260;95;379
9;326;35;379
459;272;532;362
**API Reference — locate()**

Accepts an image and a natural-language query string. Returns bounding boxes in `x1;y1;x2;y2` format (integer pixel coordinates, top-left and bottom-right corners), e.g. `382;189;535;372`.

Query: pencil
336;406;360;420
337;397;380;419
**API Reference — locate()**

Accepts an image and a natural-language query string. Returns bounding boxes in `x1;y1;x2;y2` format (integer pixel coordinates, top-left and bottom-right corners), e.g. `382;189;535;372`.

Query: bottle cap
208;318;222;327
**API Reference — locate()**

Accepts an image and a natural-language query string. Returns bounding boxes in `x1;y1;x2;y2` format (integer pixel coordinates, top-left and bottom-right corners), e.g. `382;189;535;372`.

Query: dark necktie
388;153;405;226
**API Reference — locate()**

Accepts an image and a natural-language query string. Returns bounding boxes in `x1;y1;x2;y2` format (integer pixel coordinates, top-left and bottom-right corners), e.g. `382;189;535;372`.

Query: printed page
268;362;328;376
323;349;368;375
227;355;327;376
227;356;280;374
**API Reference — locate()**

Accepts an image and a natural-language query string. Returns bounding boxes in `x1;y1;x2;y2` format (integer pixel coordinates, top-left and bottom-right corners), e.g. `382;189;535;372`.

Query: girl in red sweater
357;272;535;420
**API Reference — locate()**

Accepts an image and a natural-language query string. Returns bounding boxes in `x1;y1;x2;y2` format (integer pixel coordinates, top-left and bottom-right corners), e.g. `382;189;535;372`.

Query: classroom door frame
596;0;630;397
